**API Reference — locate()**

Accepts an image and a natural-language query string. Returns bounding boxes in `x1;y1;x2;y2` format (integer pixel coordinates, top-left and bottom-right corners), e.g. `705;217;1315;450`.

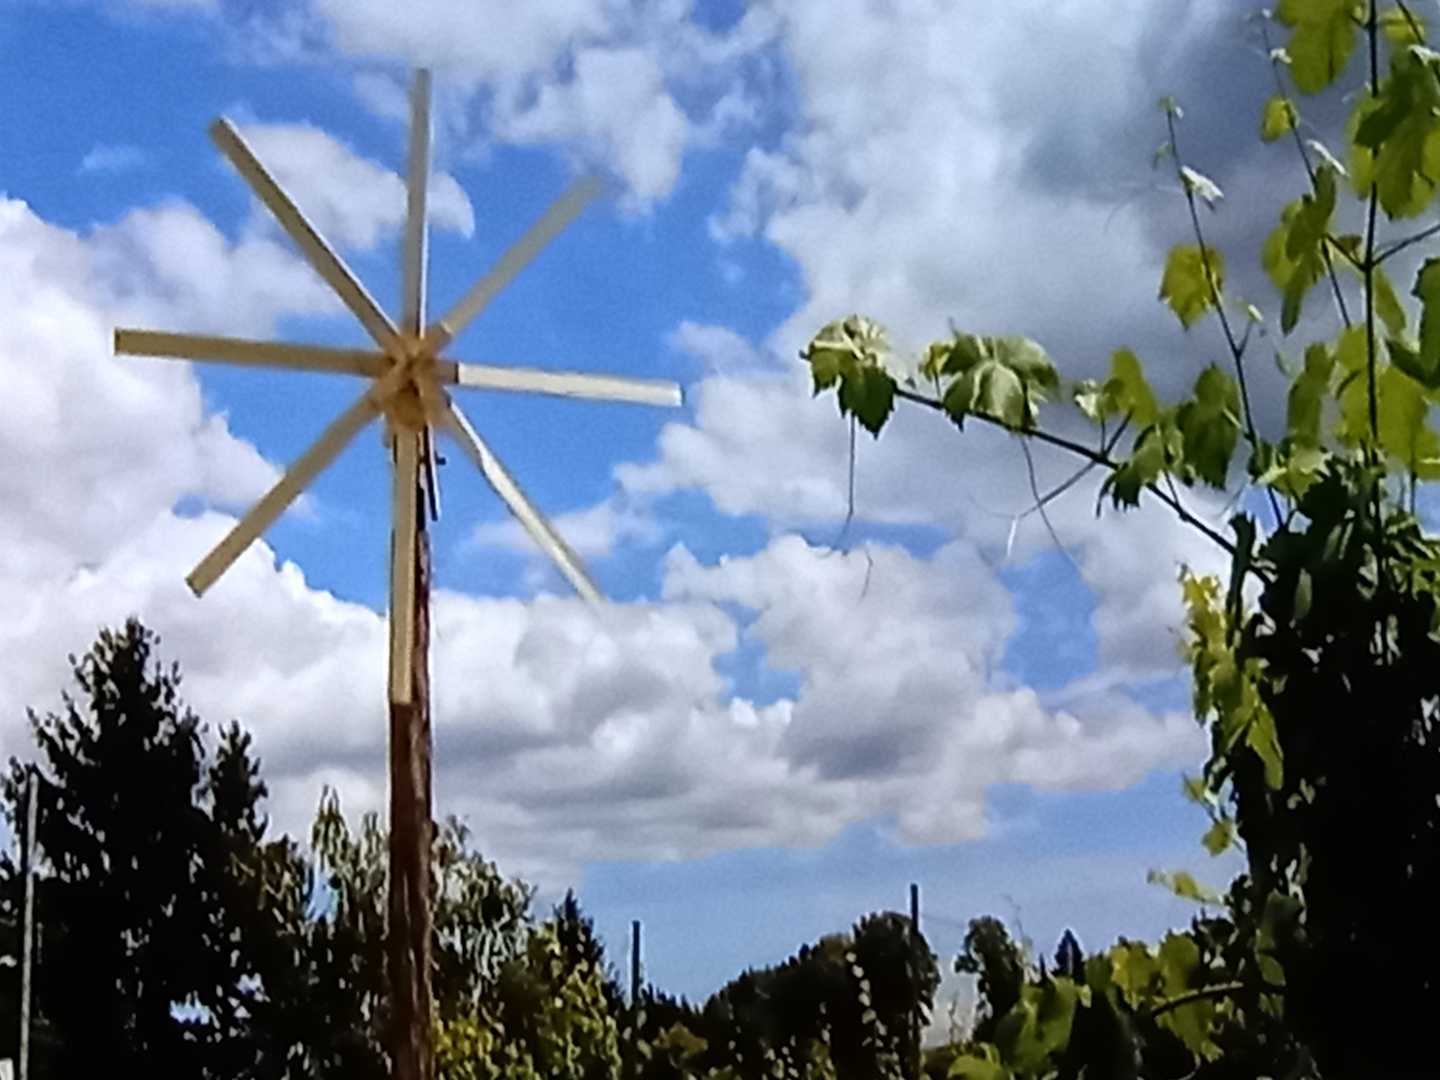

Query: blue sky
0;0;1284;1005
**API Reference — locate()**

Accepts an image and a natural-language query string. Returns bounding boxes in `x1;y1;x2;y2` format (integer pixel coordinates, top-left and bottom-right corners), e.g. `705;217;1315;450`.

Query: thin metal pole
19;768;38;1080
388;493;434;1080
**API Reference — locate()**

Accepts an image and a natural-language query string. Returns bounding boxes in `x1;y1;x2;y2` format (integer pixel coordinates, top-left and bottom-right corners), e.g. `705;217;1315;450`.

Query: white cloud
496;46;688;204
0;195;1202;885
473;495;663;561
304;0;779;204
236;122;475;250
314;0;611;84
80;143;148;174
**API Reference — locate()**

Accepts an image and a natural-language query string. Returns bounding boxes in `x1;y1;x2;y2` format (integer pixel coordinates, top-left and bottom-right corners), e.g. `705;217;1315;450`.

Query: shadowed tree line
0;619;946;1079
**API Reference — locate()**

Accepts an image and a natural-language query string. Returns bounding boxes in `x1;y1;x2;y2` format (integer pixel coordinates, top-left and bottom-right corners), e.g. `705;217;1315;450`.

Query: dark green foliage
1215;460;1440;1079
6;619;219;1075
627;910;938;1080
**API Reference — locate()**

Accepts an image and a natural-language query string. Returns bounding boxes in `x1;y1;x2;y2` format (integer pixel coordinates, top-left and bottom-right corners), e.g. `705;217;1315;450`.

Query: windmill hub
378;337;442;434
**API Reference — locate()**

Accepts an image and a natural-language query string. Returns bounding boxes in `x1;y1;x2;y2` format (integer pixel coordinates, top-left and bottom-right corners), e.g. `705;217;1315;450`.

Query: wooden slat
115;329;383;378
443;359;681;407
442;400;601;603
187;389;380;595
425;175;603;350
210;118;399;350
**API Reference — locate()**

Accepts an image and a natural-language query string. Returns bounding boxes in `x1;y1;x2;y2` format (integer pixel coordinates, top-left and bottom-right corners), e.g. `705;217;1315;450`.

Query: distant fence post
630;919;642;1006
909;882;922;1080
19;768;38;1080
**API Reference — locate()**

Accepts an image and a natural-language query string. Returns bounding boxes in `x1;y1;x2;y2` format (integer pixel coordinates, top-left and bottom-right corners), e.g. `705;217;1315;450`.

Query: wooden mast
389;486;434;1080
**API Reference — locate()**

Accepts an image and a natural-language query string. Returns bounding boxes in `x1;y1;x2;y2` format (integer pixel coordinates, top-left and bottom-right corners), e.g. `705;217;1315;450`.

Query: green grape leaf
1110;942;1159;1002
1377;363;1440;476
1375;265;1409;335
839;364;896;436
803;316;898;435
1382;6;1428;45
805;315;891;391
1246;706;1285;789
1350;47;1440;218
1263;166;1337;332
1414;257;1440;379
1073;378;1106;422
939;334;1059;429
1261;95;1299;141
1201;818;1235;855
1277;0;1362;94
1106;348;1160;429
1389;336;1440;390
948;1048;1008;1080
1177;365;1241;488
1336;324;1373;445
1157;933;1201;998
1182;774;1212;805
1160;244;1225;328
1287;341;1336;448
1147;869;1224;905
1104;422;1173;508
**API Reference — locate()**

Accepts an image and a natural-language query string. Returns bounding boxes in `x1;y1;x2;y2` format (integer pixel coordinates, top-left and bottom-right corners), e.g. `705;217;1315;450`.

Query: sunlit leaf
1374;265;1409;335
939;334;1059;429
1414;257;1440;380
1350;47;1440;218
1202;818;1235;855
1177;365;1241;487
1246;706;1285;789
1287;341;1335;448
803;316;898;435
948;1048;1008;1080
1377;363;1440;476
1261;96;1299;141
1147;869;1224;905
1381;6;1428;47
1264;166;1336;332
1161;244;1225;328
1276;0;1363;94
805;315;891;391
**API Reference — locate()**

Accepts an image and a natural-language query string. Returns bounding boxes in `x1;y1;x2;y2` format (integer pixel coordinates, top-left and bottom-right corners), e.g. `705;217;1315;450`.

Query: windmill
113;70;681;1079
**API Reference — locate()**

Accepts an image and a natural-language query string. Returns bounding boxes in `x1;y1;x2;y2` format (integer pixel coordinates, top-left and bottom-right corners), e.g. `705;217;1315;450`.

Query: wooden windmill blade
442;357;681;406
401;70;431;337
114;329;383;379
441;398;602;604
423;175;604;351
210;118;400;351
187;387;384;596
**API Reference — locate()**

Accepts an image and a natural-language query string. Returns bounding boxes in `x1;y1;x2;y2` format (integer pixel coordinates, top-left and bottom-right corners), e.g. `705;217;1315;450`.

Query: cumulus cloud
0;186;1202;884
301;0;780;204
473;494;663;561
495;46;688;203
79;143;148;174
236;122;475;250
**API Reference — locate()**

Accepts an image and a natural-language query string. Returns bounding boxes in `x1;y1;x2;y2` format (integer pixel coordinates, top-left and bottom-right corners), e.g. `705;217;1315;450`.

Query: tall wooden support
389;479;434;1080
